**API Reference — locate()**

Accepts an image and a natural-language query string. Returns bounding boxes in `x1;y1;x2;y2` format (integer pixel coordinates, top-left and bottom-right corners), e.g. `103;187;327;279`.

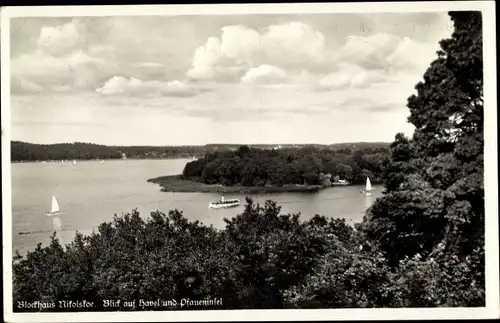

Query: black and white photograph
1;2;498;322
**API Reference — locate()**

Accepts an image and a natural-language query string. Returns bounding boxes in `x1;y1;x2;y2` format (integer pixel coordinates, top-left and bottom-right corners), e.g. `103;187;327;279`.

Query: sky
8;12;454;146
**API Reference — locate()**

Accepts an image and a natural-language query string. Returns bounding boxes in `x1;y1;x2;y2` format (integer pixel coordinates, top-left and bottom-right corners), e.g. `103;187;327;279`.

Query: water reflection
52;217;62;231
364;194;373;210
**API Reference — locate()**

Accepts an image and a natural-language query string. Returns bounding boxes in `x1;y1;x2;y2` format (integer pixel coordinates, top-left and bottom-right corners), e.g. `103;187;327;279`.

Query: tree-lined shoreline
10;141;389;162
147;175;324;193
148;144;390;193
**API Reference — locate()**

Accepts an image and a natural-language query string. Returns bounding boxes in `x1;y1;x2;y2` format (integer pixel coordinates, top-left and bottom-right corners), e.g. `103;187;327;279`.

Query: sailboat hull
46;211;61;217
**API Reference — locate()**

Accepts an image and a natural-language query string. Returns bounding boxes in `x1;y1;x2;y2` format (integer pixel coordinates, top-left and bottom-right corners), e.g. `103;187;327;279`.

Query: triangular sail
366;177;372;191
51;196;60;213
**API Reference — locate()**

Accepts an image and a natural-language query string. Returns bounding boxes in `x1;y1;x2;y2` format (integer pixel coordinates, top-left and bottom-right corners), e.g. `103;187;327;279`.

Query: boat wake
18;229;60;236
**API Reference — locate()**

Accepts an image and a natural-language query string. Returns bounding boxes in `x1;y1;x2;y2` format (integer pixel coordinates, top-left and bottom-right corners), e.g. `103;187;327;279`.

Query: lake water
10;159;382;255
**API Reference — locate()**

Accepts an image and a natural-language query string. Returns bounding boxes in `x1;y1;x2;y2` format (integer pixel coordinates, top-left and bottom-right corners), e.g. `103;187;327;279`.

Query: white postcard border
2;1;498;322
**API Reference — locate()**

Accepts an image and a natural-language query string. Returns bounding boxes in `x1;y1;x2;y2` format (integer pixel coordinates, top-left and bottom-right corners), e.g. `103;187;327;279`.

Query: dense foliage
11;141;388;162
10;141;202;161
289;10;485;307
182;145;390;186
11;141;124;161
13;201;354;311
359;10;484;265
12;11;485;311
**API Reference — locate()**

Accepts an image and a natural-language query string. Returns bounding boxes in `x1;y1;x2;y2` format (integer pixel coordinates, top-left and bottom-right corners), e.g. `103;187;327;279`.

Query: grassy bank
147;175;323;193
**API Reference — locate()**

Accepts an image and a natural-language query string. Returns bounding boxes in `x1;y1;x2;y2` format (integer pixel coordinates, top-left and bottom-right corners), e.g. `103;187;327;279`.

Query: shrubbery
13;197;484;311
13;199;358;311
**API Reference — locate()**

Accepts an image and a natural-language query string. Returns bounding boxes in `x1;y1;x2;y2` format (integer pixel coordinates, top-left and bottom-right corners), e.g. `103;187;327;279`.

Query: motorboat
208;196;240;209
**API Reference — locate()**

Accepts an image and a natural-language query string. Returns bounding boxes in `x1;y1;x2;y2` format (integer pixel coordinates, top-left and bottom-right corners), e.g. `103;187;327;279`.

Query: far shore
11;157;199;163
147;175;325;194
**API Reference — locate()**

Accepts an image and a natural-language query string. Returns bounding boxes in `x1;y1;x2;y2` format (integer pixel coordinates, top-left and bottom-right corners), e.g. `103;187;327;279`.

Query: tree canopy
359;11;484;265
182;145;390;186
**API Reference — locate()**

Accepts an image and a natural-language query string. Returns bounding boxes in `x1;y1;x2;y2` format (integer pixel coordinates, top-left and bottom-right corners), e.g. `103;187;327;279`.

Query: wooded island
148;145;390;193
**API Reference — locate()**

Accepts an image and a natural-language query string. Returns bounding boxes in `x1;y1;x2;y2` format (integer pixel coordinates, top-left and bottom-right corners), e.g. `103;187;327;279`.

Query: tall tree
408;12;483;160
408;11;484;257
360;11;484;263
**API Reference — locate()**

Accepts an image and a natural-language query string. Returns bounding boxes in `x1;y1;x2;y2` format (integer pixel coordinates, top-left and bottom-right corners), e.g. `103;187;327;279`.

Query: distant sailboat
364;177;373;196
46;196;61;216
73;160;77;164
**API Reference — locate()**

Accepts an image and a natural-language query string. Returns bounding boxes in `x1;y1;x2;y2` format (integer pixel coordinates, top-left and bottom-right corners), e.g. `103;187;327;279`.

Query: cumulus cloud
337;33;439;73
261;21;326;64
385;36;439;72
11;48;113;93
315;32;443;91
11;19;118;94
186;20;442;91
10;19;171;95
219;25;261;60
187;37;223;80
11;14;450;99
241;65;288;85
318;63;387;90
96;76;208;97
187;21;327;82
186;35;252;82
36;19;89;57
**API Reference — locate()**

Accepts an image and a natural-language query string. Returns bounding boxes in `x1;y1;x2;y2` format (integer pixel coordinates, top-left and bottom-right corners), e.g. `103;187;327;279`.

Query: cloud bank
10;13;453;124
96;77;209;98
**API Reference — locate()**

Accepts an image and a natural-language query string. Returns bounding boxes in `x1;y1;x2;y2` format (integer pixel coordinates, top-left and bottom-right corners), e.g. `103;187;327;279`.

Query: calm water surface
11;159;382;255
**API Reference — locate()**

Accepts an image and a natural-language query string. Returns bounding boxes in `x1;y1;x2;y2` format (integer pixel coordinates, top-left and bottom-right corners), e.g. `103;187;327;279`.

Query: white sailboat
73;160;77;164
46;196;61;216
364;177;373;196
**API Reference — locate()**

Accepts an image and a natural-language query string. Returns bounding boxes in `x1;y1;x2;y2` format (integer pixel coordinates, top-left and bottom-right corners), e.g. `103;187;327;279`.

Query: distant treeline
11;141;124;161
183;145;390;186
10;141;389;162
